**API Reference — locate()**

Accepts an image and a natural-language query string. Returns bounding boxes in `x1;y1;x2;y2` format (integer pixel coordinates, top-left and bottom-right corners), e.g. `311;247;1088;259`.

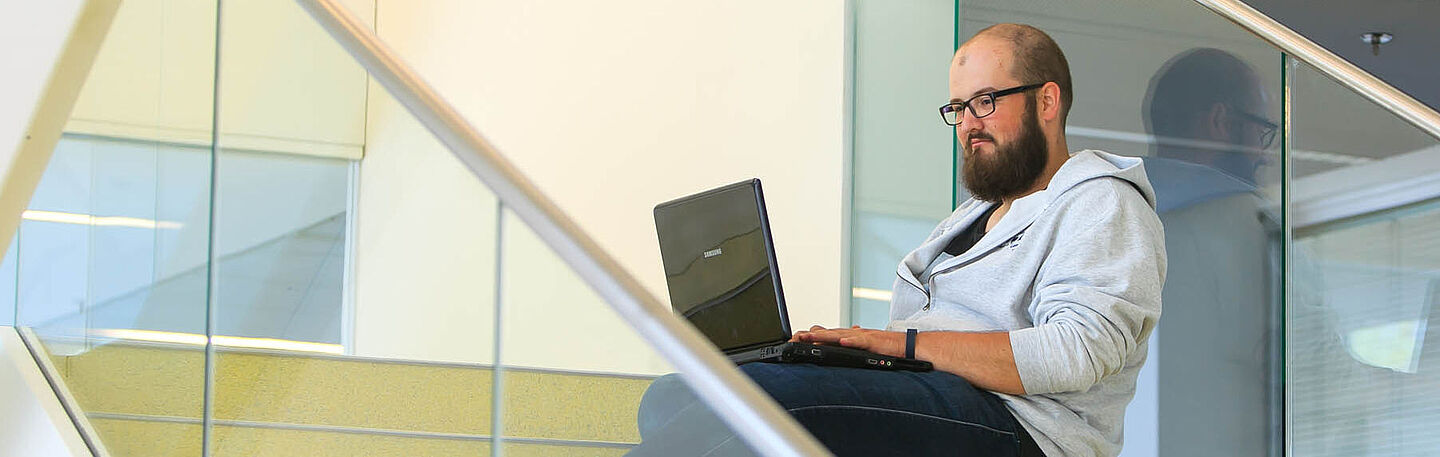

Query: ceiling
1244;0;1440;113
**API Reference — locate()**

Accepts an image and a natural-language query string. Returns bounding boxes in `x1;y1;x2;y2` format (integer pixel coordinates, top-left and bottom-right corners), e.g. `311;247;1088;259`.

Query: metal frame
1194;0;1440;142
292;1;832;456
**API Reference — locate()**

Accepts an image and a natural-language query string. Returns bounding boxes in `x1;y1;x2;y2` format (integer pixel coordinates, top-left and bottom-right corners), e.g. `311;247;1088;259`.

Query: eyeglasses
1228;105;1278;149
939;83;1046;126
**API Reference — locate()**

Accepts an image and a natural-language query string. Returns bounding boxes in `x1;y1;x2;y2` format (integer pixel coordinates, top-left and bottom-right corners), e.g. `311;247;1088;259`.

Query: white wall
0;328;91;457
0;0;76;154
0;0;90;260
0;0;83;170
354;0;852;373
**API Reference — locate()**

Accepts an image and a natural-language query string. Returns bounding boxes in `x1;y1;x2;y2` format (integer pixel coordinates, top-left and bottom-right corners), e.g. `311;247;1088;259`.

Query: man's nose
960;119;983;140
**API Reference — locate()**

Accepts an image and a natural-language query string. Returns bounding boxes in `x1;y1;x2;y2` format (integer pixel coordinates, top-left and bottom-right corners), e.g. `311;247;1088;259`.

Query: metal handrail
292;1;831;456
1194;0;1440;141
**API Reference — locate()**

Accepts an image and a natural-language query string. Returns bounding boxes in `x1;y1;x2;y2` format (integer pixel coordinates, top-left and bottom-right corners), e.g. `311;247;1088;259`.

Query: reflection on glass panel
497;210;761;457
12;0;219;453
207;0;497;454
956;1;1284;456
17;139;214;457
849;0;956;329
212;151;348;345
1288;58;1440;456
20;138;214;340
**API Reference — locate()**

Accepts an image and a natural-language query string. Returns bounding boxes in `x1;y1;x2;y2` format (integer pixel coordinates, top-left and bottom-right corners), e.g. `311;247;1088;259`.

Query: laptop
653;179;931;372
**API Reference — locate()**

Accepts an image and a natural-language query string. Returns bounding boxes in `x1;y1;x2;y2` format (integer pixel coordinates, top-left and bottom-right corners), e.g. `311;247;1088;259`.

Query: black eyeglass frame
938;82;1047;126
1227;105;1279;149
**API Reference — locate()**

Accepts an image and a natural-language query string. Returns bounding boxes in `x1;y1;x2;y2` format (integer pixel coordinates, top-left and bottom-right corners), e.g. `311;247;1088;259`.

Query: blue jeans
628;363;1037;457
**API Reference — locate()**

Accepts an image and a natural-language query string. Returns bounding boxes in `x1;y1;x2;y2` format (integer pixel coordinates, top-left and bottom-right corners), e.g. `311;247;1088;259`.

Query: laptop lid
653;179;792;353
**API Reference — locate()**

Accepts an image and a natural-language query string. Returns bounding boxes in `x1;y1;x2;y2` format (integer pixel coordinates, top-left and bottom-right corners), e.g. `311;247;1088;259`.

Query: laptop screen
654;180;789;352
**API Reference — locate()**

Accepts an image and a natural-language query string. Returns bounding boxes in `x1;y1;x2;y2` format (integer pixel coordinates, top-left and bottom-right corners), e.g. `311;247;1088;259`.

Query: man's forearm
791;326;1026;395
915;331;1025;395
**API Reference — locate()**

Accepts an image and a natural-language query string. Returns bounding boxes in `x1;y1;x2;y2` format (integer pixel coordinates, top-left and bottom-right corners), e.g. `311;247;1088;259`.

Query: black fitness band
905;328;918;359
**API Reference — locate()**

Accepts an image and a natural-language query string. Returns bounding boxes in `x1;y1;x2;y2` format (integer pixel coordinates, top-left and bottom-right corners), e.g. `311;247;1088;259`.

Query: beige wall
354;0;852;373
352;87;500;364
64;0;369;159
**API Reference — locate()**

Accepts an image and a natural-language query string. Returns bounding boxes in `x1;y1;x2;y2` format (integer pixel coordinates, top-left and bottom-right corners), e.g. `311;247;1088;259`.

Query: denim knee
636;373;697;439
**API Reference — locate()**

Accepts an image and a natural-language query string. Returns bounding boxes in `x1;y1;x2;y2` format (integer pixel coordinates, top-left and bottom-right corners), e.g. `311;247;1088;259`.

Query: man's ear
1040;81;1062;122
1205;102;1230;141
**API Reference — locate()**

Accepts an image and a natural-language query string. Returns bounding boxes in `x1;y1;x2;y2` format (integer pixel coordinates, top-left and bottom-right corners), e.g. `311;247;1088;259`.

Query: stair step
92;418;631;457
47;340;652;455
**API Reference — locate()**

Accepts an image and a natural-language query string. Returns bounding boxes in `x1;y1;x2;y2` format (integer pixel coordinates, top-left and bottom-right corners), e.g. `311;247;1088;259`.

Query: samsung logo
703;248;723;258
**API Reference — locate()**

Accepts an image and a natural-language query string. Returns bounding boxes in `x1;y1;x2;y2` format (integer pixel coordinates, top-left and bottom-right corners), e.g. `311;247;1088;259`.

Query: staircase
44;340;651;457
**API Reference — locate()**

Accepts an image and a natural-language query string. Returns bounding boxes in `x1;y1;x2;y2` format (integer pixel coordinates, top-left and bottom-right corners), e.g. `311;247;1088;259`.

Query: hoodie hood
898;150;1157;290
1045;149;1157;209
954;149;1156;234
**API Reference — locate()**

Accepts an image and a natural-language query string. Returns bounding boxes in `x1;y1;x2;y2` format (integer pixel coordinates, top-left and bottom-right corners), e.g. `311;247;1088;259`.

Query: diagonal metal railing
292;0;832;456
1197;0;1440;230
1194;0;1440;141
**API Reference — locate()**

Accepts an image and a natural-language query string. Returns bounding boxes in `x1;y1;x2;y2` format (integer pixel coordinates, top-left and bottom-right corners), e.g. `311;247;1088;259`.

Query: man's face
1221;93;1277;185
949;39;1050;202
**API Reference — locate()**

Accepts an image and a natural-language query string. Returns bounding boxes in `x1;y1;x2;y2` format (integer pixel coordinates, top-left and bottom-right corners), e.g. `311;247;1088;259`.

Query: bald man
632;24;1164;457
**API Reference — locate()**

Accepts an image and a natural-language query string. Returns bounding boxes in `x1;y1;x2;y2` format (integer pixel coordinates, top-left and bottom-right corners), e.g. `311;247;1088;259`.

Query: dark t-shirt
943;204;998;256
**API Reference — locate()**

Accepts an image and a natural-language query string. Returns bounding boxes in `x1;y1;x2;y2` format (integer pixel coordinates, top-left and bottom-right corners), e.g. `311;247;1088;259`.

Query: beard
960;96;1049;203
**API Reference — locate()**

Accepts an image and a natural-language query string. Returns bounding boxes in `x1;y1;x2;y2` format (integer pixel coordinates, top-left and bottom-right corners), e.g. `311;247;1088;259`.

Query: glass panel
1287;58;1440;456
211;151;348;345
206;0;494;455
497;209;762;456
446;1;839;453
955;2;1284;456
12;0;219;454
849;0;957;329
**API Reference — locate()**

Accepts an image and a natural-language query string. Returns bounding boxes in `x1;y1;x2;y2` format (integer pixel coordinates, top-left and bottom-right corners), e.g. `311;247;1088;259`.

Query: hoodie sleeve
1009;179;1167;394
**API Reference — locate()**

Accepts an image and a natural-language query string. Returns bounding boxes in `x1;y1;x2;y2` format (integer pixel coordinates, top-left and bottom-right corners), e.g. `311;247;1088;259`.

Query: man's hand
791;325;1027;395
790;325;906;359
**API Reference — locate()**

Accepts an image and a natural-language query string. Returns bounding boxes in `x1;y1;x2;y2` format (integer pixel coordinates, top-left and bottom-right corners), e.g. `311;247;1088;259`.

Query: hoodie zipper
899;239;1009;313
896;271;933;311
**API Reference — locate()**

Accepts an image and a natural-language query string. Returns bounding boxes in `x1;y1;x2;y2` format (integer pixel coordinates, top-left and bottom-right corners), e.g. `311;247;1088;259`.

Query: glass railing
1286;56;1440;456
851;1;1437;457
10;0;221;452
9;0;1440;456
848;0;958;329
7;0;829;455
871;2;1288;454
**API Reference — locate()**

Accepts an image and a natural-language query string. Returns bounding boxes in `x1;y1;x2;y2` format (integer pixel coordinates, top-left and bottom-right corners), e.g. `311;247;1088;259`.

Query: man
1144;47;1276;207
633;24;1164;457
1142;48;1277;457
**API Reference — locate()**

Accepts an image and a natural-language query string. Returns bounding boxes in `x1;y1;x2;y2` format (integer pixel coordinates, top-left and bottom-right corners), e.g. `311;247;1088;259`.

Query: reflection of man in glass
1145;48;1276;194
632;24;1165;457
1141;48;1277;457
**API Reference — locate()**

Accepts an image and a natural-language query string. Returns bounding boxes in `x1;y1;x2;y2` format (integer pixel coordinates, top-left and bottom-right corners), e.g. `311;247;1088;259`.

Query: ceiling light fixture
1362;32;1393;56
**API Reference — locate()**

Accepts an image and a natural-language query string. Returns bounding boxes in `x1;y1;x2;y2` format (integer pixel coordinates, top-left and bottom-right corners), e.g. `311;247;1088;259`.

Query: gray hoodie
886;150;1166;457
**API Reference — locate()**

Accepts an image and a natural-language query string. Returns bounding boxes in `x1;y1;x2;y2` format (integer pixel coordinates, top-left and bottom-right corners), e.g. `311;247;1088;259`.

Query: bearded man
632;24;1165;457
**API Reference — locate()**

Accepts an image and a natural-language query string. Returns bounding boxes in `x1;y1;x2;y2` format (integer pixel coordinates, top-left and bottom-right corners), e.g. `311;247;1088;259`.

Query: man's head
948;24;1072;202
1144;48;1274;185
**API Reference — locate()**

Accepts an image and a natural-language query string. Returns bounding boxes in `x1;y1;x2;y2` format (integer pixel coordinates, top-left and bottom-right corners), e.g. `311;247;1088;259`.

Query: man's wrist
905;328;918;359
